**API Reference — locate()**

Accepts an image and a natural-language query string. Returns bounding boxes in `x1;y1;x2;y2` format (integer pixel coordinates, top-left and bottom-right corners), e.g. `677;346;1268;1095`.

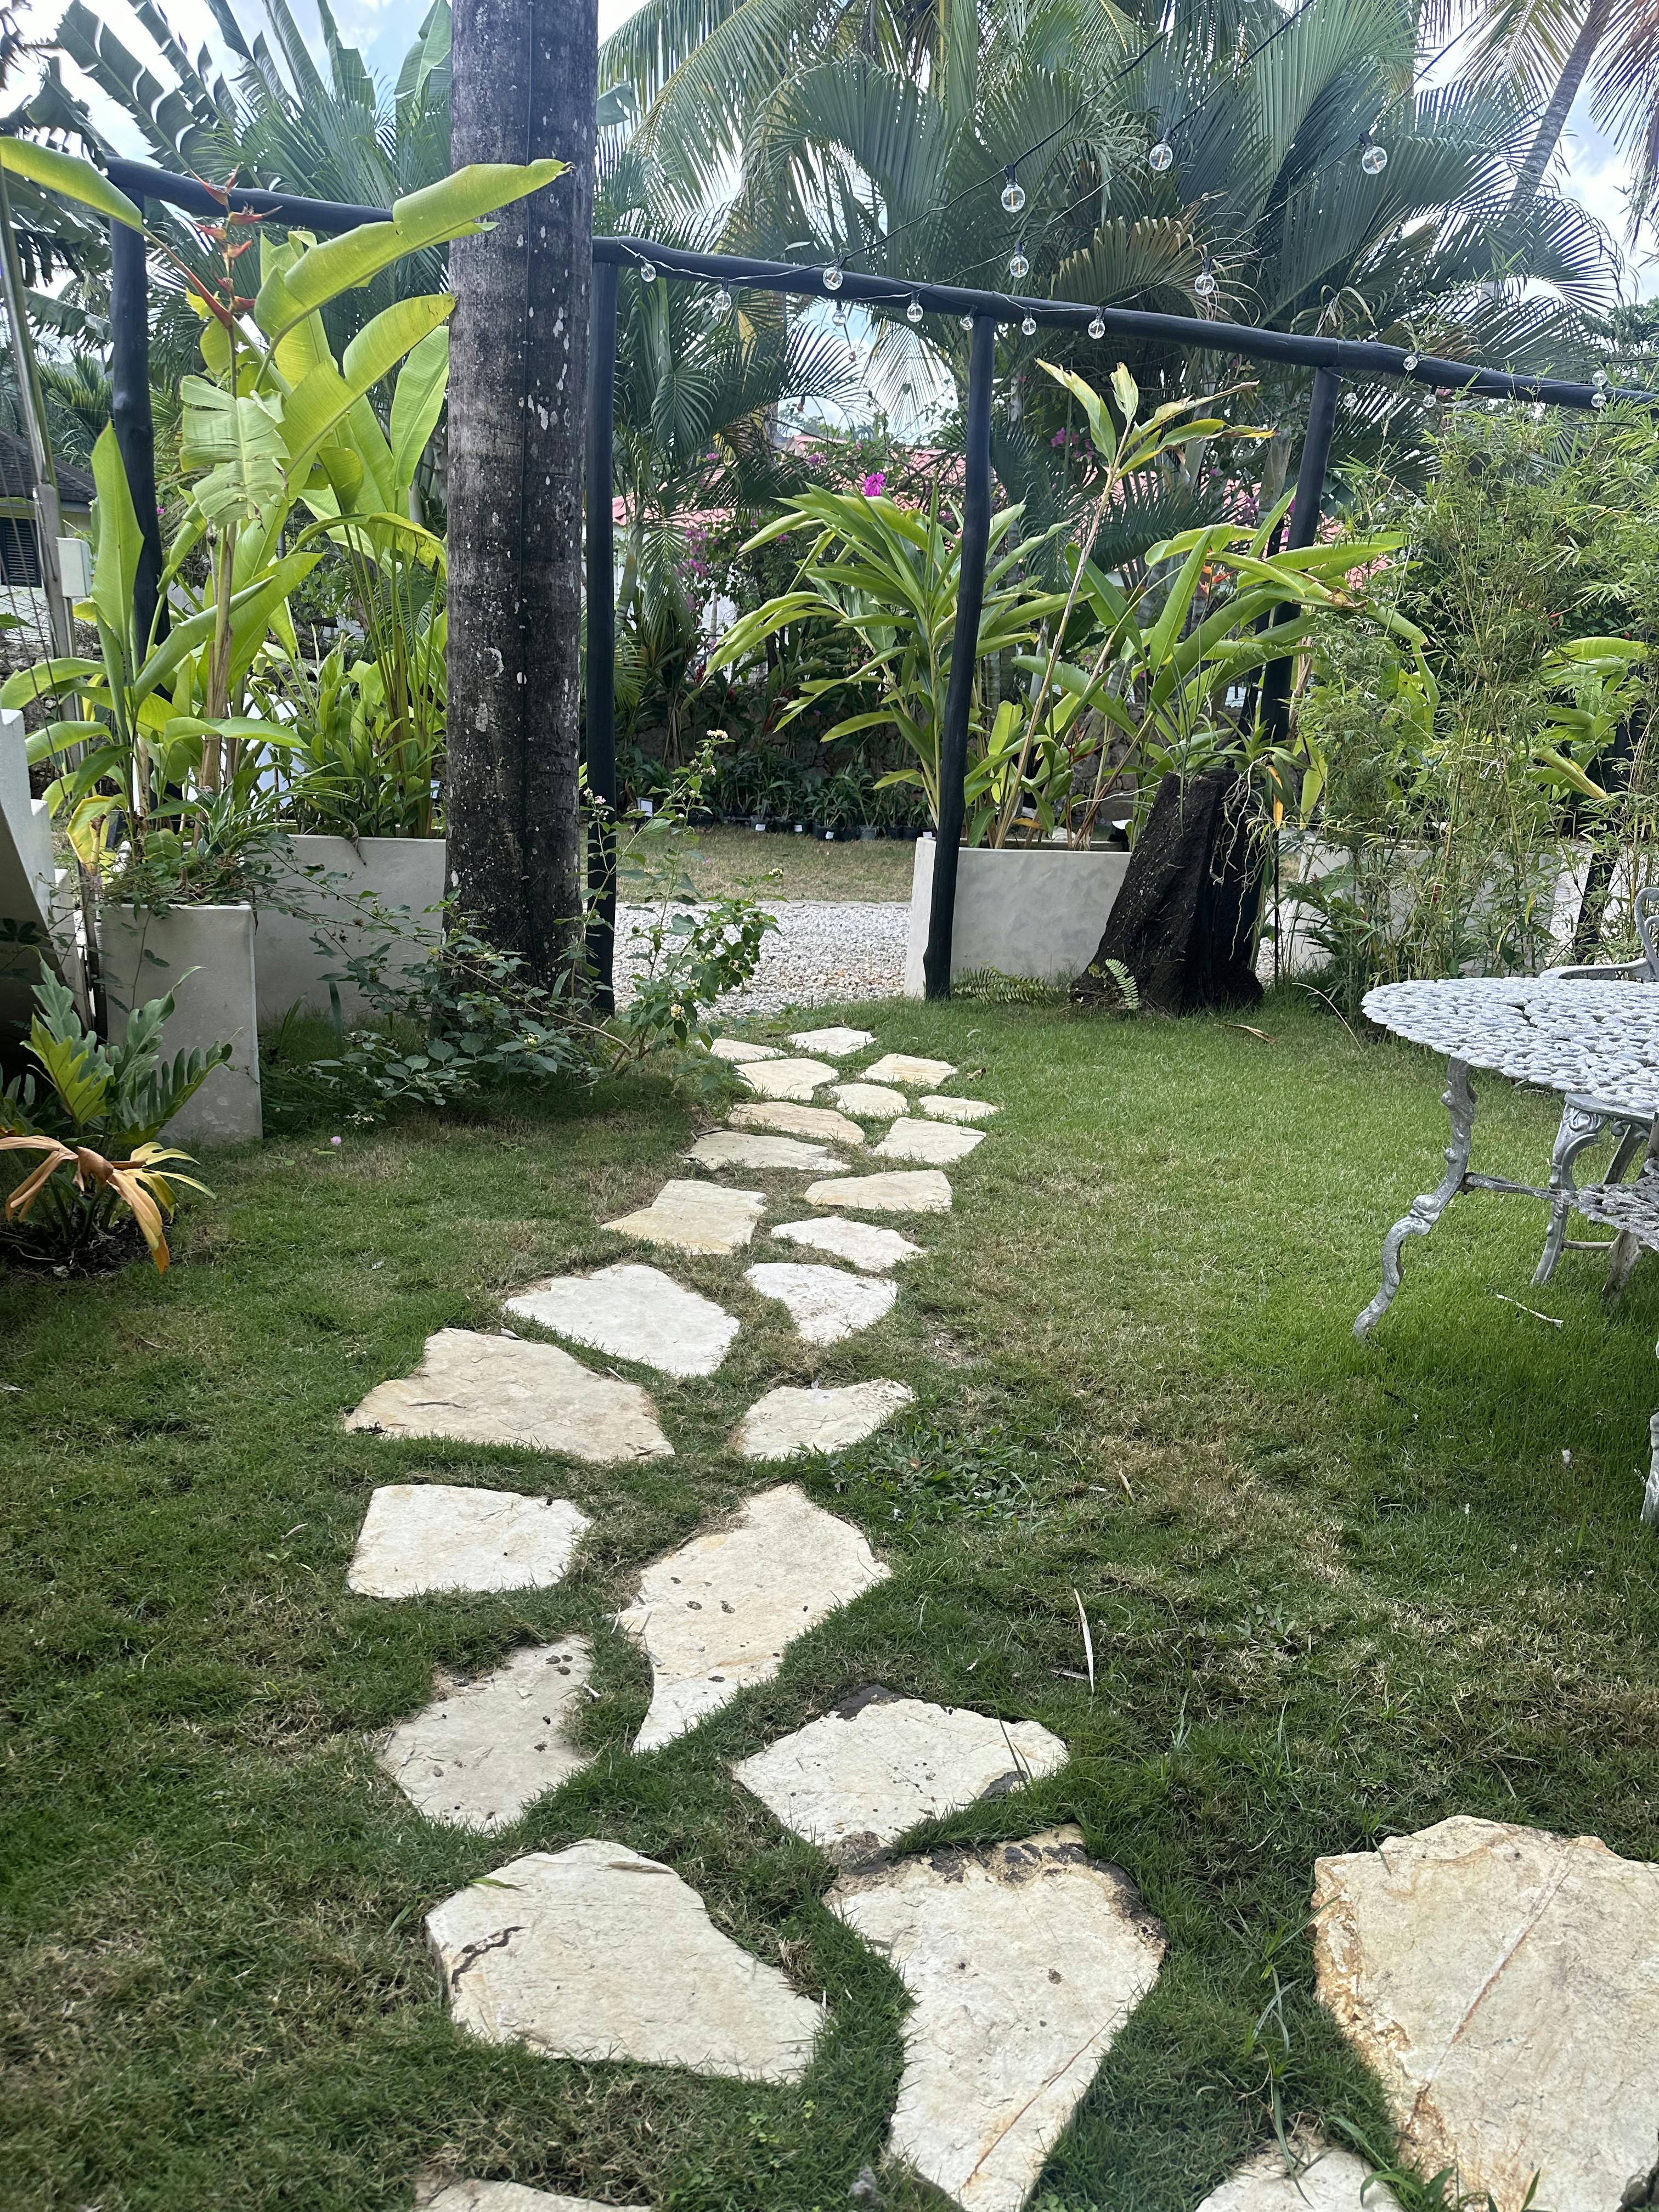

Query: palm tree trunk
447;0;596;989
1508;0;1613;215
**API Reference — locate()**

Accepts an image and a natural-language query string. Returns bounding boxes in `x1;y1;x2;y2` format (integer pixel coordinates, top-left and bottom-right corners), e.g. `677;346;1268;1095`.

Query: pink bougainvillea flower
861;471;887;495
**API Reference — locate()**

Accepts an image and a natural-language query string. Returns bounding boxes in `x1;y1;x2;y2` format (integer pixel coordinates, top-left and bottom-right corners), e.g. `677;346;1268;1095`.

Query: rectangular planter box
96;903;262;1147
253;835;447;1024
905;838;1131;995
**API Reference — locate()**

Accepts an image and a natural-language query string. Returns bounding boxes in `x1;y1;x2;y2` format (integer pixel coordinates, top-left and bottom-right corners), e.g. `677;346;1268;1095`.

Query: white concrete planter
96;903;262;1146
253;834;446;1024
904;838;1130;995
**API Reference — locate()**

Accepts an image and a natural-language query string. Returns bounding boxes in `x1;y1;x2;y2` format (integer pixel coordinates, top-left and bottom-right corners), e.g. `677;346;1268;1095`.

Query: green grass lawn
5;994;1659;2211
677;828;916;902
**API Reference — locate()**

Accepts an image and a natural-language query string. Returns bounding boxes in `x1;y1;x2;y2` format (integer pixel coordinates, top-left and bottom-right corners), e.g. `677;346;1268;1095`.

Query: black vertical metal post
109;210;165;651
1257;364;1340;748
584;255;620;1012
923;309;996;1000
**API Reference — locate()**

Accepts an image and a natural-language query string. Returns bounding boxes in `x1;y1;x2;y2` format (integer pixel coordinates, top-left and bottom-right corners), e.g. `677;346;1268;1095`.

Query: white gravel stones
604;1178;766;1255
827;1826;1167;2212
862;1053;957;1086
345;1330;673;1463
347;1485;592;1599
731;1101;866;1147
874;1117;987;1165
743;1262;898;1344
422;2185;645;2212
919;1095;998;1125
686;1131;849;1174
619;900;906;1017
805;1170;952;1215
379;1641;595;1830
735;1057;838;1101
733;1691;1068;1858
427;1841;822;2081
788;1026;876;1057
1194;2142;1404;2212
505;1263;739;1379
770;1216;925;1272
708;1037;781;1063
831;1082;909;1120
616;1483;891;1749
735;1380;915;1462
1312;1814;1659;2211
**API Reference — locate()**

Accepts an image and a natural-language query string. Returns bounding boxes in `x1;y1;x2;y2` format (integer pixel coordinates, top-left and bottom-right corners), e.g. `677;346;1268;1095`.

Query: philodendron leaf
180;377;287;527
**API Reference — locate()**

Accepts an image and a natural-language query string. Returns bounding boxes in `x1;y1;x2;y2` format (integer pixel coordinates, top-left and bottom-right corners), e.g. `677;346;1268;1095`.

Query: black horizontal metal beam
105;157;393;235
592;235;1653;412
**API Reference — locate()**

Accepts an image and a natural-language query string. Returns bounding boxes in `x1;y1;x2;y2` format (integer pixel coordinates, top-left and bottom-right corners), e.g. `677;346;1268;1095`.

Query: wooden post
923;309;996;1000
585;255;619;1012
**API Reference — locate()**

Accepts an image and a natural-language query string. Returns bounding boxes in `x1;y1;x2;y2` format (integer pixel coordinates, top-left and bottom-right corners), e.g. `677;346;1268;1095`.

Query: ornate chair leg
1646;1406;1659;1529
1356;1058;1476;1339
1532;1099;1609;1286
1605;1122;1658;1307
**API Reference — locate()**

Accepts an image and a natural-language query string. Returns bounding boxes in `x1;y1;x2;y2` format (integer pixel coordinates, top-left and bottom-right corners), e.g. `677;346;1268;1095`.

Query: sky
16;0;1659;298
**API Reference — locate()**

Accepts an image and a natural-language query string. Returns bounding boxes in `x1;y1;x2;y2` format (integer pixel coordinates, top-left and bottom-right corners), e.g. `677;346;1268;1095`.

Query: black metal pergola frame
101;157;1648;1009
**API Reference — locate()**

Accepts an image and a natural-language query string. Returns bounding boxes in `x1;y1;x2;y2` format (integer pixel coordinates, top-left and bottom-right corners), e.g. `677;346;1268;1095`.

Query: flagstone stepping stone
615;1483;890;1748
380;1640;595;1830
831;1082;909;1120
687;1131;849;1174
736;1056;837;1101
1194;2141;1404;2212
788;1026;876;1057
709;1037;782;1063
347;1484;592;1599
828;1826;1166;2212
861;1053;957;1086
604;1178;766;1255
1312;1814;1659;2211
920;1094;998;1125
505;1263;740;1379
874;1118;987;1165
427;1839;822;2081
346;1330;673;1463
735;1380;914;1462
770;1216;925;1272
744;1262;898;1344
424;2185;647;2212
731;1101;866;1147
732;1690;1068;1859
804;1170;952;1215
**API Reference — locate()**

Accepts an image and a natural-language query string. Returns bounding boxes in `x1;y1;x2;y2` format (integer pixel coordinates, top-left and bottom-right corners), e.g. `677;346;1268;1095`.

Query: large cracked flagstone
427;1840;822;2080
1311;1814;1659;2211
380;1640;595;1829
736;1056;837;1101
1194;2142;1404;2212
709;1037;781;1063
828;1826;1166;2212
805;1170;952;1215
615;1483;890;1748
744;1262;898;1344
603;1178;766;1255
735;1380;913;1462
874;1118;987;1165
831;1082;908;1120
424;2185;648;2212
788;1026;875;1057
686;1131;849;1174
348;1484;592;1598
920;1095;998;1125
505;1263;740;1378
733;1689;1068;1858
861;1053;957;1086
731;1101;866;1147
346;1330;673;1462
770;1216;924;1273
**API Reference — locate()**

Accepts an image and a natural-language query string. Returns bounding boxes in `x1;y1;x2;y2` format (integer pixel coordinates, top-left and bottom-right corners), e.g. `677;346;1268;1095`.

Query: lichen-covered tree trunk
447;0;595;988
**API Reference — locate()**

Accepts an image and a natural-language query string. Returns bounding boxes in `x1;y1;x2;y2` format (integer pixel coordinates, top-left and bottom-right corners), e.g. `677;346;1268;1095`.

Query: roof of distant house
0;428;94;509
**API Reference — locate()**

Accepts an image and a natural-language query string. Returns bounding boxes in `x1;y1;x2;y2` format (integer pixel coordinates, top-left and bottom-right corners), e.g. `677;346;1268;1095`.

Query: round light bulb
906;294;923;325
1592;390;1609;408
1402;351;1419;371
1423;391;1437;411
833;301;848;330
960;313;973;330
713;286;731;314
823;262;844;292
1148;140;1173;173
1001;171;1026;216
1020;313;1037;336
1361;141;1388;175
639;258;657;283
1593;368;1609;388
1089;312;1105;339
1009;246;1029;280
1194;262;1218;300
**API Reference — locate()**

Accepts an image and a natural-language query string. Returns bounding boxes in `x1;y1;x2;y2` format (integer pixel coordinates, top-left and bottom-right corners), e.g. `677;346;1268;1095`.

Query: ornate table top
1363;977;1659;1117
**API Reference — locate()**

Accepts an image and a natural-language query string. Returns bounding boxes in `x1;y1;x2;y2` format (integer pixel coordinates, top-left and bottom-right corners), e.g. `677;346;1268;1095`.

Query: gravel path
617;900;910;1015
